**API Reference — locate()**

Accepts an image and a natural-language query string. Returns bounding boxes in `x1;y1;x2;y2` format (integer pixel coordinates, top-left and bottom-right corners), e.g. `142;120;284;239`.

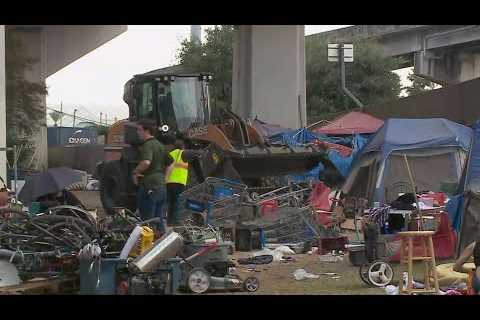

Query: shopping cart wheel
243;276;260;292
359;263;372;285
367;260;394;287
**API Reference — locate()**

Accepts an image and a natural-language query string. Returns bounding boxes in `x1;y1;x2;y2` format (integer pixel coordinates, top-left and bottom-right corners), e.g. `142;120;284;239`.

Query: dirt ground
72;191;453;295
230;252;384;295
221;252;455;295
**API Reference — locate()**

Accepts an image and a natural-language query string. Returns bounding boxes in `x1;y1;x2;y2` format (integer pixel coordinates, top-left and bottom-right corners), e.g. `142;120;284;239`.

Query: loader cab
124;73;212;136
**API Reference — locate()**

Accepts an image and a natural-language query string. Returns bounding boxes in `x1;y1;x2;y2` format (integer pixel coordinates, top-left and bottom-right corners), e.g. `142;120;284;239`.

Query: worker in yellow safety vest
165;138;200;226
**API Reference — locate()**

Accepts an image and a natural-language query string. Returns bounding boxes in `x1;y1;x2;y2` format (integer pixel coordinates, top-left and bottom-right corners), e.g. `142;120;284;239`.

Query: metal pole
13;145;17;200
60;102;63;127
297;95;303;129
73;109;78;128
99;112;102;125
403;154;423;230
340;44;364;110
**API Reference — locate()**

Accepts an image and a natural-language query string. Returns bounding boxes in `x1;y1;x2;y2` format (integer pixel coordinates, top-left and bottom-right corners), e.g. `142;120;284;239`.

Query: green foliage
5;29;48;167
176;25;234;108
402;72;437;96
177;26;403;122
49;111;63;126
305;37;403;121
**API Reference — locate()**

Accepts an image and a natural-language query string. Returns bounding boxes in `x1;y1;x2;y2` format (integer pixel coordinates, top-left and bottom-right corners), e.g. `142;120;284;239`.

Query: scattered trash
319;253;344;263
445;289;463;295
281;256;296;263
402;272;425;289
237;255;273;265
253;246;296;262
293;269;320;280
384;285;399;295
274;245;295;256
331;276;342;280
320;272;337;276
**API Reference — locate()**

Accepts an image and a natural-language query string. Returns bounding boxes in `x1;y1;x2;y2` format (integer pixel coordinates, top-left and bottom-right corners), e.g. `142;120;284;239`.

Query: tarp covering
450;121;480;254
344;118;473;204
313;111;384;135
252;119;291;138
446;194;465;233
268;127;368;182
363;118;472;155
465;122;480;191
269;128;324;146
326;134;369;178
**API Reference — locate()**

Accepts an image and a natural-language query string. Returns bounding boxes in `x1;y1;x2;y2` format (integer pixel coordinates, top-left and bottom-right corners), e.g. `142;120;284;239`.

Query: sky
45;25;411;126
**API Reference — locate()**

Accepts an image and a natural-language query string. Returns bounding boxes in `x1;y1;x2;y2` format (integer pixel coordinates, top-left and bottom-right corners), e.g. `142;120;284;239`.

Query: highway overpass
307;25;480;85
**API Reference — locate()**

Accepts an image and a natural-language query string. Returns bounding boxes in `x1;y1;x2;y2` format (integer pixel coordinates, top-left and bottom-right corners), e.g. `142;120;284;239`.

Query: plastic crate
318;236;348;254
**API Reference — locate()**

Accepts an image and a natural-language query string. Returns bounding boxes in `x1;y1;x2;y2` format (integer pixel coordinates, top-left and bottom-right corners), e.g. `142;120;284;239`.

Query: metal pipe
13;145;17;200
340;46;364;110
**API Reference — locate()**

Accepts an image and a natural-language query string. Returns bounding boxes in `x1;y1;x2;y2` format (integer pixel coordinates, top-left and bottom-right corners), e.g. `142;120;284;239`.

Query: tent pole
403;154;423;230
455;126;476;257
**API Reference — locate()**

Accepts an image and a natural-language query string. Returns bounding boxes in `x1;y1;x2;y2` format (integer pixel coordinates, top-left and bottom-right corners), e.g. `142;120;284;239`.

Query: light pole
73;108;78;128
328;43;364;111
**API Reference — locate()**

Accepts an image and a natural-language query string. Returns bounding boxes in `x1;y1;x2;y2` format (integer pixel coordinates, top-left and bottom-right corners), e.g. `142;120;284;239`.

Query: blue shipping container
47;126;98;147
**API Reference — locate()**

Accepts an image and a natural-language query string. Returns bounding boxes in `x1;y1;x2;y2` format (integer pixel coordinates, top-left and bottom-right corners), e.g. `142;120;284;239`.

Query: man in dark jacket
132;119;173;236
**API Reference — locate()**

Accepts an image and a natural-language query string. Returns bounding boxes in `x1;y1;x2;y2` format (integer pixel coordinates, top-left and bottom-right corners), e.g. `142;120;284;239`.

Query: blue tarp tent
267;127;369;183
447;121;480;254
343;118;473;204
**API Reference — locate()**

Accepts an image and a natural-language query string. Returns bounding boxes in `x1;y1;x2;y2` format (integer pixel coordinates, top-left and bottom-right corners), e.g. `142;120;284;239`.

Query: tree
305;37;403;121
176;25;234;108
49;111;64;127
402;71;438;96
5;29;48;167
177;26;404;122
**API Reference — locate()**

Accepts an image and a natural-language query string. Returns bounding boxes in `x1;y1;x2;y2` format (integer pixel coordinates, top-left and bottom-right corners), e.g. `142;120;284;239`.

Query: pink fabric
308;182;332;211
312;111;384;135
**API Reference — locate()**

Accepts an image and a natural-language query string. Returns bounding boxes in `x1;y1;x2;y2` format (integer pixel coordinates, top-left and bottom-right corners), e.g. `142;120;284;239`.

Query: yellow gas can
130;226;154;257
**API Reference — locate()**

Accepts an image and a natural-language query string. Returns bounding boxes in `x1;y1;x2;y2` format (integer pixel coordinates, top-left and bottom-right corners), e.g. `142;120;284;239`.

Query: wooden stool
397;231;439;295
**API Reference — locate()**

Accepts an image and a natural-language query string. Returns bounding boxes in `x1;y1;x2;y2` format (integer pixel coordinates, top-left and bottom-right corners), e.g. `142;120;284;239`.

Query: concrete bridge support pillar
232;25;306;129
0;26;6;181
15;28;48;171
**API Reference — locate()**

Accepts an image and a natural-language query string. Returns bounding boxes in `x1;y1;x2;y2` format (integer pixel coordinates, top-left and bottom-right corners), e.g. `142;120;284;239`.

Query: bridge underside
0;25;127;181
309;25;480;85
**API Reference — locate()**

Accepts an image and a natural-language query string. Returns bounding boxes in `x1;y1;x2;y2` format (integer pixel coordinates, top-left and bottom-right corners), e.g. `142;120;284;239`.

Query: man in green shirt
132;119;173;236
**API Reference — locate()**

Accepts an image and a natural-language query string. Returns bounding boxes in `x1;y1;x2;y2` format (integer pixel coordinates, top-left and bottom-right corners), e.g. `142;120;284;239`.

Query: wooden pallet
0;276;78;295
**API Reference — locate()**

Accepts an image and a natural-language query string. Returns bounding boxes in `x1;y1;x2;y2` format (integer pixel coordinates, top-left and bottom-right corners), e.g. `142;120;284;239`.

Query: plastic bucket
79;258;124;295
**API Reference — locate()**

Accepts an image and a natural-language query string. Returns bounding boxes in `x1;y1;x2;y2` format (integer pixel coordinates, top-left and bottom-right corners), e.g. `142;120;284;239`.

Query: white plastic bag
293;269;320;280
274;245;295;255
384;285;399;295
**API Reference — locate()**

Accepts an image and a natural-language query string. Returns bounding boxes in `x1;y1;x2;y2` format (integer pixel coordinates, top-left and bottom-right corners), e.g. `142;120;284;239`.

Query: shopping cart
178;177;248;225
249;183;311;208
